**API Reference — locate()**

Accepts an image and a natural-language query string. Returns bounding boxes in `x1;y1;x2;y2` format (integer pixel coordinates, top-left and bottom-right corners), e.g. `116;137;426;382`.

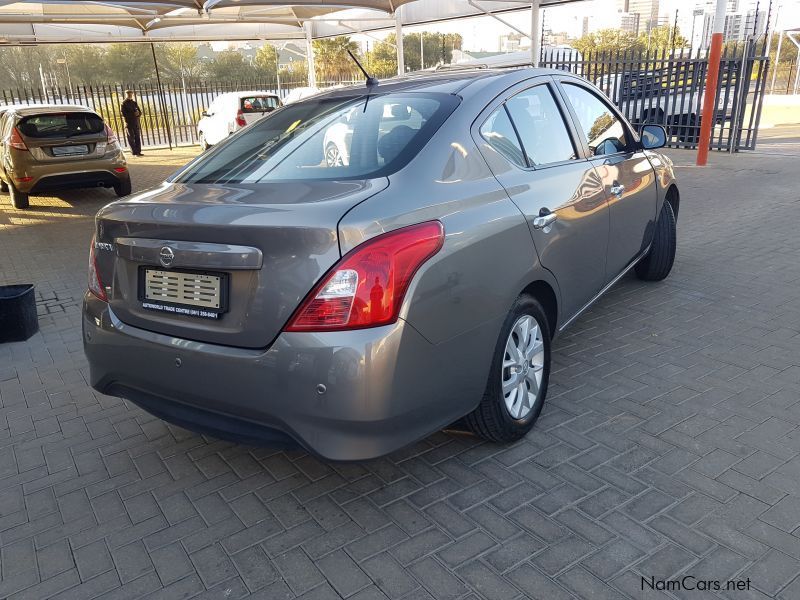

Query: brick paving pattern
1;147;799;599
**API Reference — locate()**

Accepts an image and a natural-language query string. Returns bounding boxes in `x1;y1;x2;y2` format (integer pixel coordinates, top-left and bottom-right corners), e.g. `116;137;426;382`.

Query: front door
557;80;659;279
476;80;609;322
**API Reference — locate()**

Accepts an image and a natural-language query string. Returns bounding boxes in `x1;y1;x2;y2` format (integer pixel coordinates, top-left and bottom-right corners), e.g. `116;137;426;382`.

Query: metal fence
0;75;355;150
1;42;771;152
540;40;770;151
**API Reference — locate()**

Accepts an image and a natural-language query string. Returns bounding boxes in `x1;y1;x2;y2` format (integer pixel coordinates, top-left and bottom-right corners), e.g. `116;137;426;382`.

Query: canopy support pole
305;23;317;88
395;8;405;75
150;42;173;150
531;0;541;67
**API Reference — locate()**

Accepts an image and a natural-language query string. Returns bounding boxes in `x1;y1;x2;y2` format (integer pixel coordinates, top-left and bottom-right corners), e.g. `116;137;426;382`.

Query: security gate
540;39;770;152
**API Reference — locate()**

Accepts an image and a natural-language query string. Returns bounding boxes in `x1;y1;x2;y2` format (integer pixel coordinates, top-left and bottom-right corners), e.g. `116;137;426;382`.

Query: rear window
240;96;280;113
176;92;458;184
17;112;104;138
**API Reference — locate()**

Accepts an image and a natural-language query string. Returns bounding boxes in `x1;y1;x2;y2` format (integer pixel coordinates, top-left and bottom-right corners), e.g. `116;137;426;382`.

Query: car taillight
9;127;27;151
235;110;246;128
105;124;118;144
285;221;444;332
88;238;108;302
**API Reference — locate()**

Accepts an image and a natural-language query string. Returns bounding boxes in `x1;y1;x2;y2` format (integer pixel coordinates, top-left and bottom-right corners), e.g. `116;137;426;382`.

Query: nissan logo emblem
159;246;175;268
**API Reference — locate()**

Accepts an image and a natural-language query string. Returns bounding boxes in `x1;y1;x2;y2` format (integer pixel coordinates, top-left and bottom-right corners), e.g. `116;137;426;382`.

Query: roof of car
216;91;281;99
2;104;94;116
311;67;571;99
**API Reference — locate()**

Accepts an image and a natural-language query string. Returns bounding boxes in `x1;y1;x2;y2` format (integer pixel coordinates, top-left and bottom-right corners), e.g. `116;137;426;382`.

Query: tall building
617;0;660;34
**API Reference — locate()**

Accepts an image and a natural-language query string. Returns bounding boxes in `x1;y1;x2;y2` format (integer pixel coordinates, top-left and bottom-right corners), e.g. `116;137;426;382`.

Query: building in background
617;0;660;34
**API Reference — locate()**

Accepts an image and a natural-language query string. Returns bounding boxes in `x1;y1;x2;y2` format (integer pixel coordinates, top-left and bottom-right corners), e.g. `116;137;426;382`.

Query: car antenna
347;49;379;87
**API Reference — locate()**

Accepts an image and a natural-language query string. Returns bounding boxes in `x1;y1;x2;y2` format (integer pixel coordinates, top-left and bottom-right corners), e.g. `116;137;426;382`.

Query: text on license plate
52;145;89;156
143;269;223;318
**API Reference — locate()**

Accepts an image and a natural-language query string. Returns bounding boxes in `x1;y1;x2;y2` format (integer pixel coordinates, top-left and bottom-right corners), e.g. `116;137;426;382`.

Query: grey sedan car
83;68;678;461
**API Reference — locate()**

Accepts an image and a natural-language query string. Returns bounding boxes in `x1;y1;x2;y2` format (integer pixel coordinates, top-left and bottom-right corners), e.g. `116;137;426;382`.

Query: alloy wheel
501;314;545;419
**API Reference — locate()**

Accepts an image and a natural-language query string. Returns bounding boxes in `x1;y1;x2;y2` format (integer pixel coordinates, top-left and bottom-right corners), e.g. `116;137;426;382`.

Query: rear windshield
175;92;458;183
17;112;104;138
240;96;280;113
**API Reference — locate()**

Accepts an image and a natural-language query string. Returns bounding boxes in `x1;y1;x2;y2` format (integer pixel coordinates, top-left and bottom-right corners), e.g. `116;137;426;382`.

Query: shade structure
0;0;420;43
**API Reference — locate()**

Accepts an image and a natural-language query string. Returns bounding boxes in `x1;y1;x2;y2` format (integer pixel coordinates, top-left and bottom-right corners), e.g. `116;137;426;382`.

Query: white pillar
395;8;405;76
530;0;541;67
305;23;317;88
771;31;783;93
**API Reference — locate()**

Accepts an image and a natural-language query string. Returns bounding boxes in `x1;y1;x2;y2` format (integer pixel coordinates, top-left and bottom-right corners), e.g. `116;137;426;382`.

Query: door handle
610;183;625;196
532;211;558;230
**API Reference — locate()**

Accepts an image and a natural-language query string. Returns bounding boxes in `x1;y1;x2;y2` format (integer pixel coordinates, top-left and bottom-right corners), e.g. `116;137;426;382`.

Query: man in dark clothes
120;90;143;156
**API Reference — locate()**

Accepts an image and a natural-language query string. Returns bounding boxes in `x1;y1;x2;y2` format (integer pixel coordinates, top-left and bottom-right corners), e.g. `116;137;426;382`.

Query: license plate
52;144;89;156
141;269;225;319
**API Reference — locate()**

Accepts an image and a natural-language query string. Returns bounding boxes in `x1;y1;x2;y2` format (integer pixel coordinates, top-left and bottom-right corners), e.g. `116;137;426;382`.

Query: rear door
16;111;108;163
475;78;609;322
556;79;658;281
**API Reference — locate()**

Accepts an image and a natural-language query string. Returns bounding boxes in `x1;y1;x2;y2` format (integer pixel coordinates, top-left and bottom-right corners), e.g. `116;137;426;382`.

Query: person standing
120;90;143;156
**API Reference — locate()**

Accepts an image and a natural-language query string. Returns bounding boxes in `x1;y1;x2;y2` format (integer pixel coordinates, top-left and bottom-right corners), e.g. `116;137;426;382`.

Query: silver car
83;68;678;461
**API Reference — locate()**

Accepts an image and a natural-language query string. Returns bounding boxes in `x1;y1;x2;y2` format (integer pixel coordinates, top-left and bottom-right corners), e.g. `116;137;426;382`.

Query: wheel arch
521;280;558;340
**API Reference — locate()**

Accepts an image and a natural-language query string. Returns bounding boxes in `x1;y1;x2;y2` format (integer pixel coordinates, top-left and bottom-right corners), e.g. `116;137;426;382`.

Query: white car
197;91;281;149
323;104;422;167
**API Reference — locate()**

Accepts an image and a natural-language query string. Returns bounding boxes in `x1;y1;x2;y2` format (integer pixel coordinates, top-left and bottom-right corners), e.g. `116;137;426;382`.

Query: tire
0;178;8;193
465;295;551;443
677;114;698;144
114;178;132;198
9;182;29;209
325;142;343;167
635;199;676;281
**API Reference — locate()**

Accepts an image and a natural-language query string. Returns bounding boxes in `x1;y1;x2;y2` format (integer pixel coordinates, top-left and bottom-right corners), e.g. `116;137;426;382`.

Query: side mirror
640;124;666;149
201;111;210;117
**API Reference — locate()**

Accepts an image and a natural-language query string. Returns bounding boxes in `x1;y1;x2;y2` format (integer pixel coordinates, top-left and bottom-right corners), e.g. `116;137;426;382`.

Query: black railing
1;44;771;152
541;41;769;151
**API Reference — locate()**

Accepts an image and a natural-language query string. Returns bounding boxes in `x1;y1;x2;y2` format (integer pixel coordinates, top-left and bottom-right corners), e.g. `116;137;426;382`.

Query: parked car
83;68;678;461
197;91;281;149
0;104;130;209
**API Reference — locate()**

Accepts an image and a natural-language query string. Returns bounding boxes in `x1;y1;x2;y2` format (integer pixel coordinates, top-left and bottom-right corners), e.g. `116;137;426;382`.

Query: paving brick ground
1;145;800;599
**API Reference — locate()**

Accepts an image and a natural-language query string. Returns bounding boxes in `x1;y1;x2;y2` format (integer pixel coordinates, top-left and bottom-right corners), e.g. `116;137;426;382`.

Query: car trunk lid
94;178;387;348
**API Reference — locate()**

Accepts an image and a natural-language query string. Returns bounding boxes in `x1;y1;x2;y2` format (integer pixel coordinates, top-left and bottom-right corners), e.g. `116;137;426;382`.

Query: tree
253;44;279;78
640;25;688;53
156;43;203;80
202;50;255;82
403;32;463;71
366;34;398;78
0;46;56;89
105;44;154;84
61;45;107;85
572;29;643;56
312;36;360;80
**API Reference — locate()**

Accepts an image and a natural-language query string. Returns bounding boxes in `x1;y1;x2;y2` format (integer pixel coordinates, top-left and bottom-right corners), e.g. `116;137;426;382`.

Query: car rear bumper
11;153;128;193
82;292;470;461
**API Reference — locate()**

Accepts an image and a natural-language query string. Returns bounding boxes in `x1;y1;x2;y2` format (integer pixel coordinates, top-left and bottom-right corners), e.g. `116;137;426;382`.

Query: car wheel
199;132;209;151
465;295;551;443
677;114;698;144
0;178;8;193
9;182;29;209
325;142;343;167
635;199;676;281
114;178;132;198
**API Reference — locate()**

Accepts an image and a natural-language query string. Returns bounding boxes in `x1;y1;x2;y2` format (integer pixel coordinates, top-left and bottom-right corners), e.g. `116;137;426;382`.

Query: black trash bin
0;284;39;342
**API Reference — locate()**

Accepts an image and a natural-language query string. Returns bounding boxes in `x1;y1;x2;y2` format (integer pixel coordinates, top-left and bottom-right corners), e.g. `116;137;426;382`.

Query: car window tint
240;96;279;113
505;86;576;166
17;112;104;138
562;83;628;155
176;93;458;183
479;107;525;167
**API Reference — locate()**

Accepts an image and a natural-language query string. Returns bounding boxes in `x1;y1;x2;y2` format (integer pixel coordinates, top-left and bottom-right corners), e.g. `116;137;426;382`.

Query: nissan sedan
83;68;678;461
